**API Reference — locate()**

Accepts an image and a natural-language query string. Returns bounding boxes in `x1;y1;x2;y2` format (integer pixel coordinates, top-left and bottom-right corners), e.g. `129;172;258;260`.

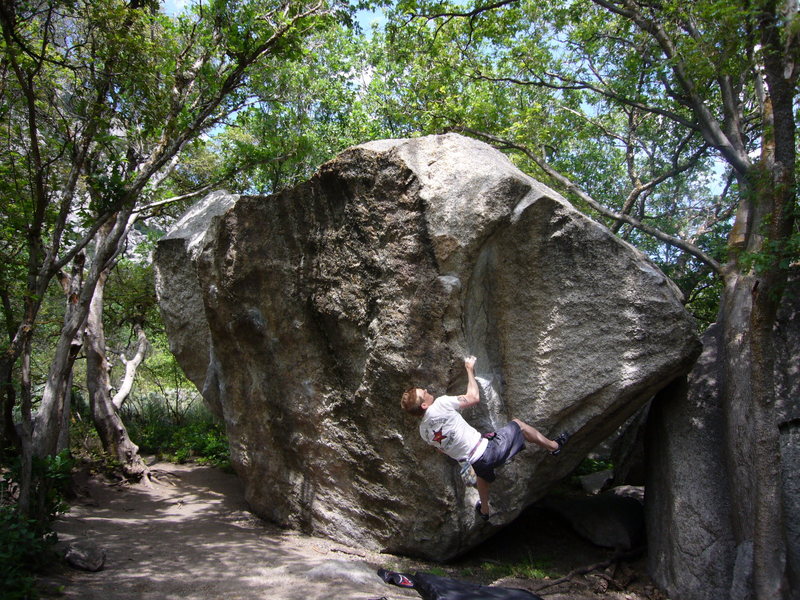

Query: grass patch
479;552;557;581
426;566;449;577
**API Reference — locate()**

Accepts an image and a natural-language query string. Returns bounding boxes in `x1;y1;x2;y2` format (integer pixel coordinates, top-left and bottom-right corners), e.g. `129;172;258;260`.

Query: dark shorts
471;421;526;483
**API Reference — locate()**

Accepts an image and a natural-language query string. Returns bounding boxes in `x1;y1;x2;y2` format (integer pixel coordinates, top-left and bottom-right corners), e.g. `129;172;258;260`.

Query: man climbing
400;356;569;520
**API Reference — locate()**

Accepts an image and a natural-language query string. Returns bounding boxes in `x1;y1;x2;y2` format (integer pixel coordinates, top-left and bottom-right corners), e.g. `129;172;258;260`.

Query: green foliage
0;507;57;600
0;0;352;465
34;451;73;524
741;221;800;278
69;400;107;465
103;260;160;334
573;457;614;477
368;0;800;326
214;21;383;194
0;451;73;532
0;450;72;600
171;422;230;466
480;552;556;580
120;395;230;469
682;271;724;330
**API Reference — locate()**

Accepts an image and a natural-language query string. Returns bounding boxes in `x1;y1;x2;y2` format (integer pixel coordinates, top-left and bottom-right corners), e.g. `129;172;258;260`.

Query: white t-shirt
419;395;487;463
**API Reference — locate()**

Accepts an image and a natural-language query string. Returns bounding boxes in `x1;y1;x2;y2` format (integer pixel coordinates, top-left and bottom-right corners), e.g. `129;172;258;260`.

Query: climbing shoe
550;432;570;455
475;501;490;521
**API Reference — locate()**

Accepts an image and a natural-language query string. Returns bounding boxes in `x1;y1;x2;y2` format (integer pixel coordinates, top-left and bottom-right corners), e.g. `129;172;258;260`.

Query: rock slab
646;273;800;600
155;133;699;560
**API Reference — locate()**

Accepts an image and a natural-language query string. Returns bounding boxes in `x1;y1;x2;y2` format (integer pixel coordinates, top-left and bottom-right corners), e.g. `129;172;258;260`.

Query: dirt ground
41;461;668;600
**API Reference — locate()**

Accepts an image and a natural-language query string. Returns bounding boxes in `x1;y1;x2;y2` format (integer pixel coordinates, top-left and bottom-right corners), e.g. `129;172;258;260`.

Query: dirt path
45;462;665;600
48;462;416;600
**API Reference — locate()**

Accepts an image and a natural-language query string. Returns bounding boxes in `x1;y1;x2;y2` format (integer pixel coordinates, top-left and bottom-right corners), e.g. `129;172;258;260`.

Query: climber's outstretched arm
458;356;480;409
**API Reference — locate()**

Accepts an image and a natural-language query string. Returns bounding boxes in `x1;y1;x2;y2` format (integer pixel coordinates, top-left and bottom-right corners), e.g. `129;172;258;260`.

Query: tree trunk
32;206;134;459
113;324;148;410
0;294;45;455
1;361;20;452
721;150;794;599
721;274;785;598
750;298;788;600
56;371;73;454
17;336;34;519
85;269;149;481
32;254;86;458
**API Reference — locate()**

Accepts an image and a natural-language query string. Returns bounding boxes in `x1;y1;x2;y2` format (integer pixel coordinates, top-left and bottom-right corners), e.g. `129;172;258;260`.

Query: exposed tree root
534;546;645;594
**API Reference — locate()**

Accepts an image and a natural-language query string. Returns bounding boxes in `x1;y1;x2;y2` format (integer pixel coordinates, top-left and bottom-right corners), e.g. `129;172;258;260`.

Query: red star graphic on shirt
432;428;447;444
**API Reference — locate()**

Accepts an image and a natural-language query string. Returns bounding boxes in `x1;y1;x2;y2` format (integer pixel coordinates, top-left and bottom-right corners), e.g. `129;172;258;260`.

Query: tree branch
614;138;710;233
112;324;148;410
133;183;218;217
533;547;644;593
458;127;724;274
473;69;701;131
127;1;328;201
606;0;751;173
407;0;518;21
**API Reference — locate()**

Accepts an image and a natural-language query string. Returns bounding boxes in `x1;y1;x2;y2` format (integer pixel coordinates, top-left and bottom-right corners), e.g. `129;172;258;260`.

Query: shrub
573;457;614;476
1;451;73;534
120;394;230;468
171;421;230;467
0;450;72;600
0;507;57;599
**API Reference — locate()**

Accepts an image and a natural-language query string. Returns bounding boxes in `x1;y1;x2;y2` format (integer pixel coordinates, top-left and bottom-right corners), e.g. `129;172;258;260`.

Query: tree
215;21;384;194
380;1;797;597
0;0;348;514
84;221;150;480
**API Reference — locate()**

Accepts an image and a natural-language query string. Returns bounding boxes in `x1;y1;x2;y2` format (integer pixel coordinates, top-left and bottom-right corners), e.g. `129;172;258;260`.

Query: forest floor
40;460;669;600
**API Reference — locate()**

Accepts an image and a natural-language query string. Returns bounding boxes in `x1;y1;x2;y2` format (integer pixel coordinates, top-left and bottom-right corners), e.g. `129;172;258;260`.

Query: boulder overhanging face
155;133;700;560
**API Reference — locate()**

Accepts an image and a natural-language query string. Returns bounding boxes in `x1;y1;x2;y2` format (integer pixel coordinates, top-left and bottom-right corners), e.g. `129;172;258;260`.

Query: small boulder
64;539;106;572
539;488;645;551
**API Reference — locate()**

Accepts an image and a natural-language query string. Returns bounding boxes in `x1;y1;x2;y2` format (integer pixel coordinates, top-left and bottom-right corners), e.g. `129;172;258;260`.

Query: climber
400;355;569;521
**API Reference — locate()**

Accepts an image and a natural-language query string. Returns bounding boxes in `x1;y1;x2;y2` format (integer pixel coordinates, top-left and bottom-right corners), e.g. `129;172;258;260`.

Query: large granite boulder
154;190;237;417
154;133;700;560
646;274;800;600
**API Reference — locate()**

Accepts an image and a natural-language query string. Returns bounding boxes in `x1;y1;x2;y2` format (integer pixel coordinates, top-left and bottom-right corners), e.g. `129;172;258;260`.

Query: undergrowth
478;553;557;581
119;394;230;469
1;391;228;599
573;457;614;477
0;450;73;599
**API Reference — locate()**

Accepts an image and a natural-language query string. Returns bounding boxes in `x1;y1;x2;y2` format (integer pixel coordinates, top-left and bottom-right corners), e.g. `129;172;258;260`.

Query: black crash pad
377;569;543;600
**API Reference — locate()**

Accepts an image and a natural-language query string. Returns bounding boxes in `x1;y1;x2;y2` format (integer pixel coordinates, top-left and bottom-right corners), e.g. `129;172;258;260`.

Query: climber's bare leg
476;477;491;515
513;418;558;452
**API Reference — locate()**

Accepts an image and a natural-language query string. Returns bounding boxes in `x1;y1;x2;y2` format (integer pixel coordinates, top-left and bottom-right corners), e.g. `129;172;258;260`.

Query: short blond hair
400;387;424;416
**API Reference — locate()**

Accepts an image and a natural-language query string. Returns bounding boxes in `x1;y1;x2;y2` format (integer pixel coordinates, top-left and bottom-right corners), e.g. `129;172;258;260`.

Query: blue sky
161;1;385;31
161;0;186;15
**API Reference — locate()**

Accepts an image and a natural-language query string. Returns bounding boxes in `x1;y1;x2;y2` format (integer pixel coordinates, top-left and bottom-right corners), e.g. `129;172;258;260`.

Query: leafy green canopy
0;0;351;362
215;22;384;194
364;0;797;327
